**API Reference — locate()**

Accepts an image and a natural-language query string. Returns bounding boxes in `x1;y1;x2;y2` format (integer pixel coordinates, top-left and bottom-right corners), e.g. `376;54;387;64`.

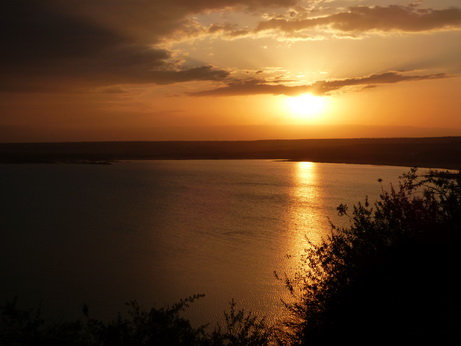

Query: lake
0;160;418;326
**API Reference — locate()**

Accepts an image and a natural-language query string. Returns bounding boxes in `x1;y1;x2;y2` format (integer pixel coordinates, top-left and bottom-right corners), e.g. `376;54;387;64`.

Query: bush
281;168;461;345
0;296;277;345
0;295;209;346
209;299;276;345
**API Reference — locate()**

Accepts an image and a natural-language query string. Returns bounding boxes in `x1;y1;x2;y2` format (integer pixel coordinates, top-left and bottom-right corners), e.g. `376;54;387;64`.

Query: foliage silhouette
1;295;209;346
280;168;461;344
1;295;276;345
209;299;276;345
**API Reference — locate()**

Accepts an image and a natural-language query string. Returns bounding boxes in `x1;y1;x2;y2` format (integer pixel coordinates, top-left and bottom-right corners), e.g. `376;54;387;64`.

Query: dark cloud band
256;4;461;34
189;72;452;97
0;0;234;92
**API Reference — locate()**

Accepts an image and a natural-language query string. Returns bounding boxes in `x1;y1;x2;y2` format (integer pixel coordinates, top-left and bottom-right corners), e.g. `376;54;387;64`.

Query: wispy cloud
256;4;461;36
189;71;451;96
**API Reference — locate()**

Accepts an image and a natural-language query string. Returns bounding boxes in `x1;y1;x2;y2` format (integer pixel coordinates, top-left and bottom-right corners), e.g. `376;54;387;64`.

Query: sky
1;0;461;142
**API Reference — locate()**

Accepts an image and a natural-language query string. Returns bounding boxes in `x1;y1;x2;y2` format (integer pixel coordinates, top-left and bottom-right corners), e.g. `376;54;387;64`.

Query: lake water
0;160;418;326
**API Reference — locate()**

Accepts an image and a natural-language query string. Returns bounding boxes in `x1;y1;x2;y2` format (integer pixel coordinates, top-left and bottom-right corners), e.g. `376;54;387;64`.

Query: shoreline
0;159;455;172
1;137;461;170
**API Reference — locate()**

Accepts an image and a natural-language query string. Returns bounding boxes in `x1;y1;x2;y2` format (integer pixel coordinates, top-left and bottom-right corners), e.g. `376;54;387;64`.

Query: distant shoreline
1;137;461;170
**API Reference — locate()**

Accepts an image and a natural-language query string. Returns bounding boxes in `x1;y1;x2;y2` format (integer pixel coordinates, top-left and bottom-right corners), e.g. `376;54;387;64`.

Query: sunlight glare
287;161;324;257
286;94;327;119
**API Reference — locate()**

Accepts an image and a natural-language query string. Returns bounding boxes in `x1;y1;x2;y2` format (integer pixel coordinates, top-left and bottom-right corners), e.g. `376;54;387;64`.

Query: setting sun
1;0;461;142
286;94;328;119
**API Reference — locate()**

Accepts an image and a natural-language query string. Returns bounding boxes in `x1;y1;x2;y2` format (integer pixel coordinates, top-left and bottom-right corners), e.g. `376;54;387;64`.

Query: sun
285;94;327;119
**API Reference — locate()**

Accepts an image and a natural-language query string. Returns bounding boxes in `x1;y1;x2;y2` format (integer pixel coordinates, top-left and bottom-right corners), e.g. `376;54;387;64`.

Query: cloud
38;0;299;44
207;23;251;38
0;0;244;92
189;71;451;96
256;4;461;35
1;1;458;94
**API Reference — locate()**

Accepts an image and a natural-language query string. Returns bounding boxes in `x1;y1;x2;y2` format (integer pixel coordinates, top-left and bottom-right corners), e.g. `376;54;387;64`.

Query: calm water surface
0;160;416;325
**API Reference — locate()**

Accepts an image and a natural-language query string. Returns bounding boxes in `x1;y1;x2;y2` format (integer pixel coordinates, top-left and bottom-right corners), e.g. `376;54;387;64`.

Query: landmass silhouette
1;137;461;169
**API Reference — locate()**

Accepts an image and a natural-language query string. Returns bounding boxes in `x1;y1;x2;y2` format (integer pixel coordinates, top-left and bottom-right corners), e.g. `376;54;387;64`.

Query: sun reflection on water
285;161;328;271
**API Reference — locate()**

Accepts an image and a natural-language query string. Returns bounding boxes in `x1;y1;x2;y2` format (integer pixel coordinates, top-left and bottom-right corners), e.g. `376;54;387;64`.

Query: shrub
281;168;461;345
1;296;277;345
208;299;277;345
0;295;209;346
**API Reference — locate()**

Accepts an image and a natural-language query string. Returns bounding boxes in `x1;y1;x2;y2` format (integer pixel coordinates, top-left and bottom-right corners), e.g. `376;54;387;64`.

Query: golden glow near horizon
285;94;328;120
1;0;461;142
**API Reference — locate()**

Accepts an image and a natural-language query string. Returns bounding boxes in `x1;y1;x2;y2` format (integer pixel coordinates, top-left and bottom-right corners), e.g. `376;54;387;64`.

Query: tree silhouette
1;296;276;345
281;168;461;345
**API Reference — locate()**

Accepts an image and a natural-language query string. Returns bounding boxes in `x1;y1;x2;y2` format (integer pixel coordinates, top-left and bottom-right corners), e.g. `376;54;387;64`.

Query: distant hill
1;137;461;169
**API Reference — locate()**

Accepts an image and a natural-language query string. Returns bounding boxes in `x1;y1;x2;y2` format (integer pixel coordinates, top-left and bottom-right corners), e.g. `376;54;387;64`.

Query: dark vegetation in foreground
281;168;461;344
1;297;274;346
1;137;461;169
2;169;461;345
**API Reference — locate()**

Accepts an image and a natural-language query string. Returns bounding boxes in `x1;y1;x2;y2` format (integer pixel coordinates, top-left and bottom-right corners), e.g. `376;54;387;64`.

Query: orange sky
1;0;461;142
